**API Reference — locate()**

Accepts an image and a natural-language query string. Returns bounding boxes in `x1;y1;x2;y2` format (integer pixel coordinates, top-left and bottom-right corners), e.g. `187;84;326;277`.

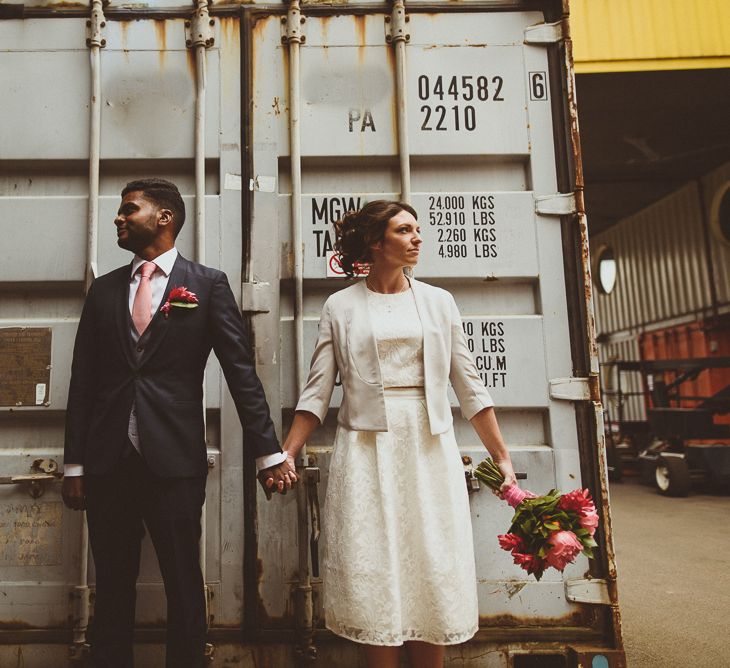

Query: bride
266;200;516;667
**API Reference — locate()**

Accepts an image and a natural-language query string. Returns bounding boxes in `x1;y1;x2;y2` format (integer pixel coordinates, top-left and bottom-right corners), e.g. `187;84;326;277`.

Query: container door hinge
241;281;272;314
385;0;410;44
524;20;565;45
186;1;215;49
565;577;611;605
535;192;577;216
550;377;591;401
86;0;106;49
281;1;306;45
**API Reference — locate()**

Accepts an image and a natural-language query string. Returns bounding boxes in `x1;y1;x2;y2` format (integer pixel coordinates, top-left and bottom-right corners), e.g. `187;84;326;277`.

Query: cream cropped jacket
295;279;494;434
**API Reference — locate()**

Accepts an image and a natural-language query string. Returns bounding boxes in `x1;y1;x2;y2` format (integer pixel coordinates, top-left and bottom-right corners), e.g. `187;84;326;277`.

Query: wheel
655;455;691;497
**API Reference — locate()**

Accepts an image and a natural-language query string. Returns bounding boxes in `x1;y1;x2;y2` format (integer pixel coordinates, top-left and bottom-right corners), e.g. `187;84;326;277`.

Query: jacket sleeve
209;272;281;459
64;282;100;467
448;294;495;420
295;299;338;424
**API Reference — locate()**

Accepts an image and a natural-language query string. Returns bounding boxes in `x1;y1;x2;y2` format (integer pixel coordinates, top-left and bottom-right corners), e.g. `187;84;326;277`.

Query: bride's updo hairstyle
333;200;418;277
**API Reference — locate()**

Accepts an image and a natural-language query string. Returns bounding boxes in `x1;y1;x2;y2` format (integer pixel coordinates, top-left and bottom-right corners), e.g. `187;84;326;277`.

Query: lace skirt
322;388;479;646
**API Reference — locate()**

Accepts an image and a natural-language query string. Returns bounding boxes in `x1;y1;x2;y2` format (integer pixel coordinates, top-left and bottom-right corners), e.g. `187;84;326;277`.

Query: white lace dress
322;287;479;646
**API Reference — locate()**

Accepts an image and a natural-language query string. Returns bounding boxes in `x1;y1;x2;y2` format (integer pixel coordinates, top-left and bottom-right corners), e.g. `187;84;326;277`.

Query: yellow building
567;0;730;232
571;0;730;74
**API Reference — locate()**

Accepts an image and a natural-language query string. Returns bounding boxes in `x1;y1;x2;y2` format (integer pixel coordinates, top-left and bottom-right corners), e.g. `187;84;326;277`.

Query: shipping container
0;0;623;665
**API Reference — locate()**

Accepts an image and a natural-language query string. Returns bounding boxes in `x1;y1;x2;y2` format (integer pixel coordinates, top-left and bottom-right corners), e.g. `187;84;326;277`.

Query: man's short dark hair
122;178;186;237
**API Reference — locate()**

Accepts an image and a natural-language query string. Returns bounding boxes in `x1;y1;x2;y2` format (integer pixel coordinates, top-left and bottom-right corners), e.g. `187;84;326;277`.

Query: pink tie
132;262;157;335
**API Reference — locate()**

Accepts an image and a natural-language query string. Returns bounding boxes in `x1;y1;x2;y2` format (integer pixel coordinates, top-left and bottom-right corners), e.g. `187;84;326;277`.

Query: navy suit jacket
64;254;281;477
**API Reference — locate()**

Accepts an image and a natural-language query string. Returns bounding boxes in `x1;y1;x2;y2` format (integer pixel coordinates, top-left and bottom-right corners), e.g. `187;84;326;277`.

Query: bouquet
475;458;599;581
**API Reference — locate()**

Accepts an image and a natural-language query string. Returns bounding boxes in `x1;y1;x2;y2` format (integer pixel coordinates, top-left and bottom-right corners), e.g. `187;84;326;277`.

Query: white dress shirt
65;247;285;475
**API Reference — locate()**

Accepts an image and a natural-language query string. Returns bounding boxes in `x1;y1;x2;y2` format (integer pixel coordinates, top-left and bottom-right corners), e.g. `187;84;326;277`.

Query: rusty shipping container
0;0;624;665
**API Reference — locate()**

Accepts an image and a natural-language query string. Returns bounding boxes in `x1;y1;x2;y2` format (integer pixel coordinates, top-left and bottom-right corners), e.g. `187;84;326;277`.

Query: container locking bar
305;467;321;577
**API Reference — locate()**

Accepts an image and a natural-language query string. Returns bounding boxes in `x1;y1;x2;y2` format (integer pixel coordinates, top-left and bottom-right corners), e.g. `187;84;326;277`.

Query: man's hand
257;454;298;499
62;476;86;511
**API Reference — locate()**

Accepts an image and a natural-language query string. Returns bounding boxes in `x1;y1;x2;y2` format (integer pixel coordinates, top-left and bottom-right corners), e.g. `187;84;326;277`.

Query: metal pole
389;0;411;203
85;0;105;293
285;0;316;661
187;0;214;631
193;0;209;266
71;2;106;659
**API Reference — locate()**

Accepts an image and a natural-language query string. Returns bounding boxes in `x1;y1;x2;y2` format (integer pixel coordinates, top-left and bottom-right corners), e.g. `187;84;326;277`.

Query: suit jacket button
136;346;144;352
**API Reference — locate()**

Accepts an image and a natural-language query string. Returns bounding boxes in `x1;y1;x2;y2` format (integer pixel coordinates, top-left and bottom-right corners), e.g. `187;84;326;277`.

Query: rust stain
186;47;197;81
272;97;281;116
153;20;167;70
0;620;34;630
354;15;367;67
478;609;592;628
42;1;86;7
320;14;332;45
119;20;130;52
220;16;237;45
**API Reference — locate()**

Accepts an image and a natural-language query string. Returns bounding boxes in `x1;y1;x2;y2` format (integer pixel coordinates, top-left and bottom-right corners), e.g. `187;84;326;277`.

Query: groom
62;178;296;667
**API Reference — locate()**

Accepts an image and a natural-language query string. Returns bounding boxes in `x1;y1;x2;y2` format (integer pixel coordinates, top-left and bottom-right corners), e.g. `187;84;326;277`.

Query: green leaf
171;302;199;309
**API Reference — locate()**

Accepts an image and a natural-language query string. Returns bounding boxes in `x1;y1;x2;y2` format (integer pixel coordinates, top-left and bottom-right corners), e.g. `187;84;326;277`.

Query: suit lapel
137;254;189;366
114;264;137;370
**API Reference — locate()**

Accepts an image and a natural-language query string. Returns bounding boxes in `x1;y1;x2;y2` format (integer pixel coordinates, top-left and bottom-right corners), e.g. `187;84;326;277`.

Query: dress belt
383;386;425;399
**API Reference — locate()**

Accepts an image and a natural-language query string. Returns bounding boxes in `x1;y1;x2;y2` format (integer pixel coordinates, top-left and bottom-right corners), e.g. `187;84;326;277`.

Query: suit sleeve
294;299;338;424
64;282;100;468
448;294;495;420
209;272;281;459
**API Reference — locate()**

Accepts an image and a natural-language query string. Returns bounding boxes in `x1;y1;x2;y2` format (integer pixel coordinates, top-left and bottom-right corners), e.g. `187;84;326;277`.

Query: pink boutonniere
160;286;199;318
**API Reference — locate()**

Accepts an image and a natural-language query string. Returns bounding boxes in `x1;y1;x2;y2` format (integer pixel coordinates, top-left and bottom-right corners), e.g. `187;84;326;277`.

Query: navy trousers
85;448;207;668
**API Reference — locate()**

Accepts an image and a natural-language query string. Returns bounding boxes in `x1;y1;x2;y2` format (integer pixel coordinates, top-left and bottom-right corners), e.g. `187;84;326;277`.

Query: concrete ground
608;476;730;667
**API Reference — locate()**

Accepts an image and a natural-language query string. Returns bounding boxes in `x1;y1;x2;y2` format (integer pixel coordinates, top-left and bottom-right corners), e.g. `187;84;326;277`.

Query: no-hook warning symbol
325;252;370;278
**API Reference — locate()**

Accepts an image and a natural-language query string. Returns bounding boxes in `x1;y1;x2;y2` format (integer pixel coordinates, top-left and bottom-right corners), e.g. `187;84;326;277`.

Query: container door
250;5;616;657
0;14;247;650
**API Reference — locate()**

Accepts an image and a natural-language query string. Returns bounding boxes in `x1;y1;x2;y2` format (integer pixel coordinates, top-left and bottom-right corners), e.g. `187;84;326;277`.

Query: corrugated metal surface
702;161;730;306
570;0;730;73
592;180;717;336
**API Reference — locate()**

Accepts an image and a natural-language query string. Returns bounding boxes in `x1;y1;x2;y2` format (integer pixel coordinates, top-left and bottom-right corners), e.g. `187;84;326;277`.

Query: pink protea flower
579;508;600;536
512;551;546;575
545;530;583;571
558;489;595;514
498;533;524;552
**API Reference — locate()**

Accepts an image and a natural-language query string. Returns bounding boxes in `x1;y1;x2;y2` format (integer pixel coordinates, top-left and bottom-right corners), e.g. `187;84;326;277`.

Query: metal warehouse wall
592;161;730;337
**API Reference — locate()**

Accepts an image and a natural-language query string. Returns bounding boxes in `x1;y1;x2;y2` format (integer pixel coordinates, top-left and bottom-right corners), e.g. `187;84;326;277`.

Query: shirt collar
130;247;178;279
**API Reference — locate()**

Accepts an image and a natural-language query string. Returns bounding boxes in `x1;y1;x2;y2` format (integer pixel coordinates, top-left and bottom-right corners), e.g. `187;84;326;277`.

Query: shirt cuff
255;451;287;472
64;464;84;476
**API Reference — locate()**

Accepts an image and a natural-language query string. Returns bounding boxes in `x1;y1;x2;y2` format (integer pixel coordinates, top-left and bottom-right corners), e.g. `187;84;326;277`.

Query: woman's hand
496;459;517;497
469;407;518;497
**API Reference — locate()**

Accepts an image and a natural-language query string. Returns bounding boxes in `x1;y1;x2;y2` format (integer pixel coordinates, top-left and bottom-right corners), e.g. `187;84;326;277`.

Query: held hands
257;452;298;499
62;476;86;511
